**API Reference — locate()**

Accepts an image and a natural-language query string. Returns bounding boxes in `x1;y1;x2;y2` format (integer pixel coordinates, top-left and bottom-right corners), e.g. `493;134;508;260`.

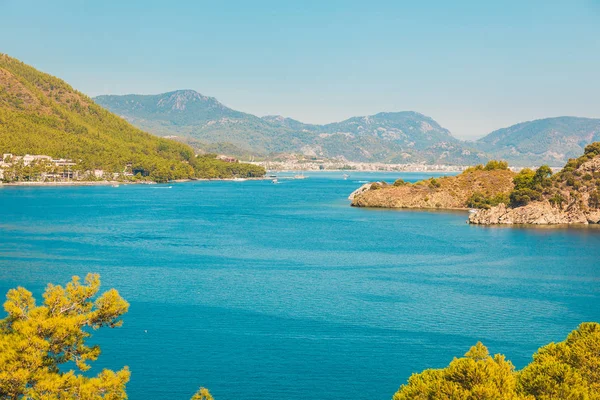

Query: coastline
1;180;134;187
1;176;271;187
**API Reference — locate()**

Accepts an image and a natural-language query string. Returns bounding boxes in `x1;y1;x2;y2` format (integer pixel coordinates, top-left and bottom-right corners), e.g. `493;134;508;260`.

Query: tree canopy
0;274;130;399
0;53;265;182
393;322;600;400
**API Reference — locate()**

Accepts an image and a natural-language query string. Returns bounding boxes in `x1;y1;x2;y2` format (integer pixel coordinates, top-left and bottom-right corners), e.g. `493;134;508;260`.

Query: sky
1;0;599;139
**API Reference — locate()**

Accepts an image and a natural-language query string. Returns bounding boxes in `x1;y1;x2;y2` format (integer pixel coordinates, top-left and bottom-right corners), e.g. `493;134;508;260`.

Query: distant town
250;158;537;173
0;153;134;184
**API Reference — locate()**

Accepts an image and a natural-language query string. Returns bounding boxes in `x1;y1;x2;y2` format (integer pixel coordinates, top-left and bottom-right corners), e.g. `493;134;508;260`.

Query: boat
112;184;119;188
343;174;349;180
272;178;279;184
294;172;307;179
232;178;247;182
469;209;478;213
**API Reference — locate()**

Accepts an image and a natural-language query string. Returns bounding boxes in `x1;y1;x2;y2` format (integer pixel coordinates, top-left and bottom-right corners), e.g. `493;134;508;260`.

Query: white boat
112;184;120;188
469;209;478;213
272;178;279;184
294;173;307;179
232;178;247;182
343;174;349;180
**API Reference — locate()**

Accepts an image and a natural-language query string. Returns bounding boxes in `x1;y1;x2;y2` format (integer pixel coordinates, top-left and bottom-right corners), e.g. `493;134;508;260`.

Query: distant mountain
475;117;600;166
94;91;486;164
95;90;312;156
95;91;600;166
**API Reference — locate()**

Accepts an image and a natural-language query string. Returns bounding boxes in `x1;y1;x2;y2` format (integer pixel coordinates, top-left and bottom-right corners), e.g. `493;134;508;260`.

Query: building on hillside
51;158;76;167
217;155;238;163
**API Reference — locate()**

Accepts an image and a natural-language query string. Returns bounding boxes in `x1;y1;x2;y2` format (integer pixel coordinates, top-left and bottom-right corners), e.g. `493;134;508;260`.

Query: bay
1;171;599;399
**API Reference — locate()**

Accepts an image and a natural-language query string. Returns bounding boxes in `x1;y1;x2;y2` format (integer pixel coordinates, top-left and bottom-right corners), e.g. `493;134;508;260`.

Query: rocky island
469;142;600;225
351;143;600;225
350;160;515;210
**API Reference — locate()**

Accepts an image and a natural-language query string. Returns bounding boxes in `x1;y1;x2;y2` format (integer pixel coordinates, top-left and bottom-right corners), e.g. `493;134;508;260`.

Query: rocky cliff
469;143;600;225
468;202;600;225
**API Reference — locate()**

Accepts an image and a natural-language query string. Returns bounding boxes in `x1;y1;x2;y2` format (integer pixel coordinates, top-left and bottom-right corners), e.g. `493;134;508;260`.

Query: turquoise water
1;172;600;400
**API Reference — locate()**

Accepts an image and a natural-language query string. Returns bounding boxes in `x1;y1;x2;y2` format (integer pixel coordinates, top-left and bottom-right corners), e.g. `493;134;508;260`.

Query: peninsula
469;142;600;225
349;143;600;225
350;160;515;210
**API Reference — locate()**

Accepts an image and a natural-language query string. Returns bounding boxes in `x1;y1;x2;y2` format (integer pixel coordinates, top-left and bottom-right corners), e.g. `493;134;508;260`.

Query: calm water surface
1;172;600;399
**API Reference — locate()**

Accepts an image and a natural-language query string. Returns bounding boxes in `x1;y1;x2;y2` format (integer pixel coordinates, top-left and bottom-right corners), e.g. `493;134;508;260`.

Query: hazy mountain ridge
94;90;600;166
476;116;600;165
95;91;486;164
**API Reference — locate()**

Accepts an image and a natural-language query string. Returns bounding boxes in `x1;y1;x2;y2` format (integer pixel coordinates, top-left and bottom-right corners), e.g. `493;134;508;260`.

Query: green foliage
513;168;536;190
562;142;600;172
191;388;214;400
467;192;509;209
394;323;600;400
0;274;130;399
510;188;543;207
533;166;552;187
484;160;509;171
393;342;525;400
549;192;566;209
464;164;484;173
0;54;265;182
509;166;552;207
429;178;441;188
393;178;407;187
518;323;600;399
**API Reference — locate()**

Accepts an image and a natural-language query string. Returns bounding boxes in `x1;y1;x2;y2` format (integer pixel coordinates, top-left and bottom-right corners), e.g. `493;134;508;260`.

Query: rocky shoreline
469;201;600;225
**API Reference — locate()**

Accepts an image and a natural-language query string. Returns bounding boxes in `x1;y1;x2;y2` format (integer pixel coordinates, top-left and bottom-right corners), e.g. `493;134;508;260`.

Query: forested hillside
0;54;264;181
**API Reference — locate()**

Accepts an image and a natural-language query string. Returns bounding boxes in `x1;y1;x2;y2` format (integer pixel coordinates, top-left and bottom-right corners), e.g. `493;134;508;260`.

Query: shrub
467;192;509;209
510;188;542;207
464;164;484;173
589;190;600;209
429;178;441;188
549;192;566;208
484;160;509;171
513;168;536;190
393;178;407;187
393;323;600;400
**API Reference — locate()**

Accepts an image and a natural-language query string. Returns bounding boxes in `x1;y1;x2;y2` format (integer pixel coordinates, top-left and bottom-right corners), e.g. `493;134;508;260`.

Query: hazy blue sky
1;0;599;139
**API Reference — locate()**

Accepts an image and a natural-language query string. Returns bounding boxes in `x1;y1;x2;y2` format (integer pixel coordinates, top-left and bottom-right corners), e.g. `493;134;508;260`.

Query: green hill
0;54;264;181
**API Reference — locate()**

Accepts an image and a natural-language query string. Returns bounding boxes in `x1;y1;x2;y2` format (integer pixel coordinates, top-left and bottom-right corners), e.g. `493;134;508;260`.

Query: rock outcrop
348;183;373;201
469;142;600;225
468;202;594;225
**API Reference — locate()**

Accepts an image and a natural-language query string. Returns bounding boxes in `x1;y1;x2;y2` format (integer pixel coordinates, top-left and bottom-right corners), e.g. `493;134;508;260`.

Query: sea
1;171;599;400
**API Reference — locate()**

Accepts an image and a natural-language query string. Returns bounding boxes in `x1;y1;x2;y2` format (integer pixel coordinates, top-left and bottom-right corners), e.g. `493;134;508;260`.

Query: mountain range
94;91;485;165
95;90;600;166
